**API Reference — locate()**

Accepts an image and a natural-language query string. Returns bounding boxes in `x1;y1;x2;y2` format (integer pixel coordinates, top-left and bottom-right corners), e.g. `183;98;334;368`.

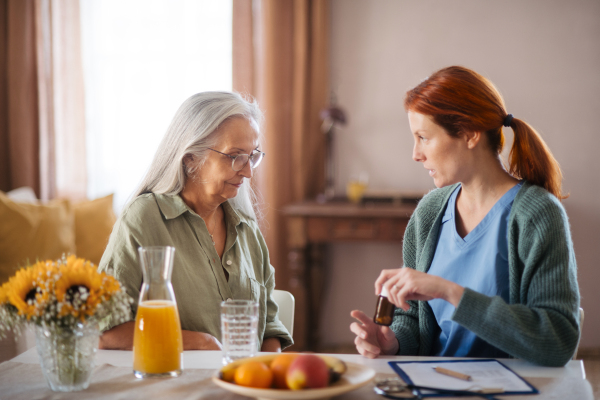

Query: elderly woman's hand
350;310;399;358
260;337;282;352
375;268;465;311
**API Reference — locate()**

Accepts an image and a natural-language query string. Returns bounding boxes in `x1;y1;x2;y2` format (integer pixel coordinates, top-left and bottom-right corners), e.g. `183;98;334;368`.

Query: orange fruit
234;361;274;388
270;353;300;389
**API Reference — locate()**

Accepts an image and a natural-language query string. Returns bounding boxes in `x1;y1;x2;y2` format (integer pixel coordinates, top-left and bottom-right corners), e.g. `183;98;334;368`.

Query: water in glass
221;300;259;365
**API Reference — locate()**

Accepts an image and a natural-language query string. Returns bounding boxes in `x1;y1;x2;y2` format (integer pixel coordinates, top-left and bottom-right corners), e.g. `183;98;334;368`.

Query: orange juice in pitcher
133;246;183;378
133;300;183;375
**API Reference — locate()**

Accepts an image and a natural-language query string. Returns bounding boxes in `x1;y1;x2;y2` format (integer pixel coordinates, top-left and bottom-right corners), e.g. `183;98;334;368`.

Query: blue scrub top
427;182;523;357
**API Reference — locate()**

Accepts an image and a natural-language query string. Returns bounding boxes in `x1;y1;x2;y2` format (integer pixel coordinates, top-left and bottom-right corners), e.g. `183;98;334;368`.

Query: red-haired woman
350;66;580;367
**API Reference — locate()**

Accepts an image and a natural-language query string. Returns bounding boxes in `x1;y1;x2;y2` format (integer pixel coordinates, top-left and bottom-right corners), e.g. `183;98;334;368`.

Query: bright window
80;0;232;212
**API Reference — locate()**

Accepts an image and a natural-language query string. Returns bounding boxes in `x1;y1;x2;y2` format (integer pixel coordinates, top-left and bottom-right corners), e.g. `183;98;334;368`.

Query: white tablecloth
0;349;593;400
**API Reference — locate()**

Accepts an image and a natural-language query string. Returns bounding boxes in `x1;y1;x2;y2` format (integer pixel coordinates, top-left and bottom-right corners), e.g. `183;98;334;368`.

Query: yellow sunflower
55;255;120;320
6;261;52;319
99;273;122;298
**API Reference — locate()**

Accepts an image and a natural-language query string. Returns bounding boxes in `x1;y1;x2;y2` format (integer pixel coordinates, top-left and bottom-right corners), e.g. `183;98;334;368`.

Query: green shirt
98;193;293;350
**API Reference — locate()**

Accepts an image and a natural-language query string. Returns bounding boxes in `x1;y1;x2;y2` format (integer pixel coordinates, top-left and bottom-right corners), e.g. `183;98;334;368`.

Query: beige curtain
0;0;86;200
233;0;330;349
232;0;255;96
46;0;87;200
0;0;41;196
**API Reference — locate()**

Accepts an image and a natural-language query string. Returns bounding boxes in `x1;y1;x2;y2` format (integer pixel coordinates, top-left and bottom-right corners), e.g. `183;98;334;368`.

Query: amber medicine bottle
373;286;395;326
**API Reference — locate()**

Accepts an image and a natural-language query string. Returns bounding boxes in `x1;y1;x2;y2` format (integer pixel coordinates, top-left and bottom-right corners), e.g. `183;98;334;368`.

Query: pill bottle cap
380;285;390;298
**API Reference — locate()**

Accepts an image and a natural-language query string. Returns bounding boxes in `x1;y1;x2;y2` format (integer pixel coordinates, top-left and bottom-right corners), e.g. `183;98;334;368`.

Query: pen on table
433;366;472;381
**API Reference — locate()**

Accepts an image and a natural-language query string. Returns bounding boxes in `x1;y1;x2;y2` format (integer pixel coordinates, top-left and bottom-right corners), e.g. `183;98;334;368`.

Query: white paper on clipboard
389;360;536;394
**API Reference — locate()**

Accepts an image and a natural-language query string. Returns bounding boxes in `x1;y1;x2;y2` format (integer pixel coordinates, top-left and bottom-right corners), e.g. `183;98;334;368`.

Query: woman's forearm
99;322;223;350
99;321;135;350
182;330;222;350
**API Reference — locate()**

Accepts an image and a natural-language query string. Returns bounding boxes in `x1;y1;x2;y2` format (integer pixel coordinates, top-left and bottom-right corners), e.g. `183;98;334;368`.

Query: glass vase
35;322;100;392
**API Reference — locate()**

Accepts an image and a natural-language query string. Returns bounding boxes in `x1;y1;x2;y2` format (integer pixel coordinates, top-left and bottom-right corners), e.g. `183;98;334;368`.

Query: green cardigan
391;181;580;367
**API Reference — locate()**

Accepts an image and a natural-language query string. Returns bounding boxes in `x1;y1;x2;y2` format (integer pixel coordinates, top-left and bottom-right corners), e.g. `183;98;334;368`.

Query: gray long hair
132;91;263;220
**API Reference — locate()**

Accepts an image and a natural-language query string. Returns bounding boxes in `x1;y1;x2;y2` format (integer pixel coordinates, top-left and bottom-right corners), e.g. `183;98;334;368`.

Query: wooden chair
272;290;295;337
574;307;584;360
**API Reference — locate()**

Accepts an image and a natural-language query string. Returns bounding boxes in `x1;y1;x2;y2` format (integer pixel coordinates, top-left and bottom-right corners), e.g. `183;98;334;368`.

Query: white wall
322;0;600;349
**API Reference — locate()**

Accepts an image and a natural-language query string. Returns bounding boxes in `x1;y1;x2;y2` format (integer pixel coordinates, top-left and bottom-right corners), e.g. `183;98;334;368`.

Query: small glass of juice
346;172;369;204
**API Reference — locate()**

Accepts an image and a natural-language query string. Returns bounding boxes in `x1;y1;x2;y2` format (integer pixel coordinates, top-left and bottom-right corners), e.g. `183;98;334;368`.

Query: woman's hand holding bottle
376;267;464;310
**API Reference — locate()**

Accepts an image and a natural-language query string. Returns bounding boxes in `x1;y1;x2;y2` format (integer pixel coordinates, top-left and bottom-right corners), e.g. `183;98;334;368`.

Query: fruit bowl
212;355;376;400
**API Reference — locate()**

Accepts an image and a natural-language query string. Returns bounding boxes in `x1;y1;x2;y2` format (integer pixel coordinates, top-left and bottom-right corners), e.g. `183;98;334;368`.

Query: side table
281;200;416;351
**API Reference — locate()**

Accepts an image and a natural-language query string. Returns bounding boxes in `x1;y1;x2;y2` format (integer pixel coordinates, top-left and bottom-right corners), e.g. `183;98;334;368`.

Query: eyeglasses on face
208;148;265;171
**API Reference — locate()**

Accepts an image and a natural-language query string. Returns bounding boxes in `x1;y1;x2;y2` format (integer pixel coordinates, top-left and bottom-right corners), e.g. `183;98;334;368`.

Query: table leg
286;243;327;352
307;243;327;351
287;247;308;350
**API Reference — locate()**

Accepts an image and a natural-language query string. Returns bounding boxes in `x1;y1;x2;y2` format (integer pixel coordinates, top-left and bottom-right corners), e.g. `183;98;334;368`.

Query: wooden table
1;348;593;399
282;200;417;351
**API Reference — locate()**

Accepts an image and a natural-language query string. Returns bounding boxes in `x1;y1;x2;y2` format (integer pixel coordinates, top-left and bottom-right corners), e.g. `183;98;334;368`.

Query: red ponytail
509;118;565;199
404;66;566;199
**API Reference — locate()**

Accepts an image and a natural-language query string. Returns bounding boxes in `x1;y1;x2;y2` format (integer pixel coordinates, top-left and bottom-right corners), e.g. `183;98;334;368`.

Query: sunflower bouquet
0;255;131;336
0;255;131;391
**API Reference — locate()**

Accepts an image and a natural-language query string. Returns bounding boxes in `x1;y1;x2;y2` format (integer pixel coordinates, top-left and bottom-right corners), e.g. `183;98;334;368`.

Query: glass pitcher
133;246;183;378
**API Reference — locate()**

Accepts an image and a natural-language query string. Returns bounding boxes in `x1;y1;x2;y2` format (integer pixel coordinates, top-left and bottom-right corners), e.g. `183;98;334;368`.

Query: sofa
0;187;116;362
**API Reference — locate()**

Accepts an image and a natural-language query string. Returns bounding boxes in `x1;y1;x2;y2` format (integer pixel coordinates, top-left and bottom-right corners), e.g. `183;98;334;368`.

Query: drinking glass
221;300;259;365
346;172;369;204
133;246;183;378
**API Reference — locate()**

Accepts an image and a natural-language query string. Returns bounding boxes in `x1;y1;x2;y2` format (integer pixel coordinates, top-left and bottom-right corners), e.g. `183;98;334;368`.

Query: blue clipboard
388;359;539;398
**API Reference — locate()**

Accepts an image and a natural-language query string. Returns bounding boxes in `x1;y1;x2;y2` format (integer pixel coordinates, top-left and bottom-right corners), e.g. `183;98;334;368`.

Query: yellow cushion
74;194;116;266
0;191;76;284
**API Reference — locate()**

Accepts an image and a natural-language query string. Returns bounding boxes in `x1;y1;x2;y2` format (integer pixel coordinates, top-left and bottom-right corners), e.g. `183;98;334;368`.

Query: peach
285;354;329;390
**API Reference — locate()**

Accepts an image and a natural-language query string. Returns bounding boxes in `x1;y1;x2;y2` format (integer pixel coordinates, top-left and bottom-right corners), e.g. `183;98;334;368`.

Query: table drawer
306;217;406;242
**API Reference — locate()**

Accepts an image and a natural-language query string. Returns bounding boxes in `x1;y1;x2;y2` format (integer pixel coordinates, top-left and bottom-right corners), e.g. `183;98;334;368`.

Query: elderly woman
350;66;580;367
98;92;292;351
